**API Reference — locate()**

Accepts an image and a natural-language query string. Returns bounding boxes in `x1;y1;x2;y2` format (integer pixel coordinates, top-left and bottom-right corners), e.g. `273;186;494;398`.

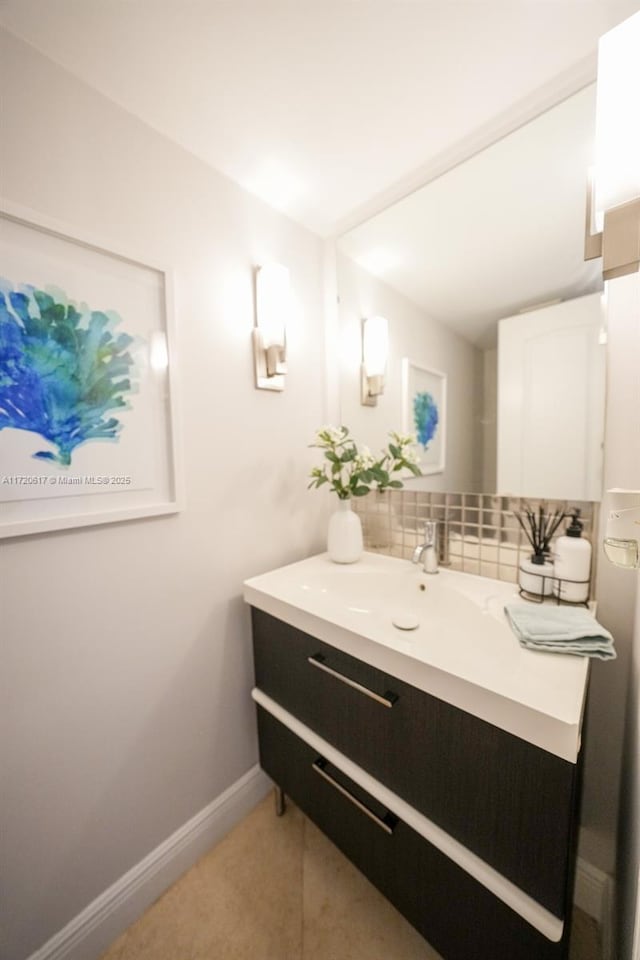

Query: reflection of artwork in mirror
402;359;446;475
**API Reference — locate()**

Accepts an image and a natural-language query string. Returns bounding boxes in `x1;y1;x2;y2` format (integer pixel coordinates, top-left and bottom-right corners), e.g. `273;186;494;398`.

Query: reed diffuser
515;504;565;597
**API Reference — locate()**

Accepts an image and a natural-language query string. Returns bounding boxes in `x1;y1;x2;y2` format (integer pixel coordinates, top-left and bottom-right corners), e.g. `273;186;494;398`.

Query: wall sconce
253;263;290;391
585;12;640;279
603;489;640;569
361;315;389;406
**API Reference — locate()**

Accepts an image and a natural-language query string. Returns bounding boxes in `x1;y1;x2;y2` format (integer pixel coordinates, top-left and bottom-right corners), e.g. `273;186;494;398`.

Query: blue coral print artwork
403;359;445;475
413;391;439;450
0;280;136;466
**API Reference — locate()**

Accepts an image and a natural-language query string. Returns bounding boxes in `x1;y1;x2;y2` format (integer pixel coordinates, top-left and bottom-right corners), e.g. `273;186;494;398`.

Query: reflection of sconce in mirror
603;489;640;570
253;263;290;391
361;315;388;406
585;12;640;280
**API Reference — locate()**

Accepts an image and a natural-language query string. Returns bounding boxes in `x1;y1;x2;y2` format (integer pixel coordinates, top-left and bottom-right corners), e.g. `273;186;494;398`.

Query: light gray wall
0;29;330;960
604;273;640;959
582;271;639;883
336;252;482;493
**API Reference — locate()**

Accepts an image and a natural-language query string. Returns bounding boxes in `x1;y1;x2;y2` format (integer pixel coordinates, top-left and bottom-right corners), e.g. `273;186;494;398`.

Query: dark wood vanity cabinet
251;607;583;960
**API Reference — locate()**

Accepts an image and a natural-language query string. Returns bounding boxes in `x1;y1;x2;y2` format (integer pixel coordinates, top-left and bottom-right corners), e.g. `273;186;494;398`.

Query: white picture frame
402;358;447;475
0;202;183;538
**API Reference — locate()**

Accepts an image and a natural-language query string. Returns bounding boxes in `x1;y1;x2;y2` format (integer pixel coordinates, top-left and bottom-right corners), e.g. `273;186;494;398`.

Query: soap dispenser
553;511;591;603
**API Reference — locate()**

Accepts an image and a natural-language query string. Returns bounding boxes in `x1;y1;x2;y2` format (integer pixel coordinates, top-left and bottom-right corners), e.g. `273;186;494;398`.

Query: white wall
0;29;330;960
336;253;482;492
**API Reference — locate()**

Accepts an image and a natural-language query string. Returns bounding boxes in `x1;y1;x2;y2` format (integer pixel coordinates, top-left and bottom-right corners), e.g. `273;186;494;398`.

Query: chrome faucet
412;520;439;574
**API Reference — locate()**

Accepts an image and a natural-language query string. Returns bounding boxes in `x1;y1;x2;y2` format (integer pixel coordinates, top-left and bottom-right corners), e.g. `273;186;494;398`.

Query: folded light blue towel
504;603;616;660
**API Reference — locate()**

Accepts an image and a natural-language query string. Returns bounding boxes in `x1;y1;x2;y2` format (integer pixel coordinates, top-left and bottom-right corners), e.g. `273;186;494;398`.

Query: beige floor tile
190;794;304;960
113;873;201;960
301;818;443;960
98;935;125;960
98;795;601;960
98;794;304;960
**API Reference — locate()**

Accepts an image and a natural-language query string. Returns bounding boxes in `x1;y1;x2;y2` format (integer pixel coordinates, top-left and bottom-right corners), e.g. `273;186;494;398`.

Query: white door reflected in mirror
497;292;605;500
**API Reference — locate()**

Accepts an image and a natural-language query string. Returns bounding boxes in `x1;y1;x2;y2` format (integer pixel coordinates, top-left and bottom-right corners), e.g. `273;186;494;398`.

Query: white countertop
244;552;589;762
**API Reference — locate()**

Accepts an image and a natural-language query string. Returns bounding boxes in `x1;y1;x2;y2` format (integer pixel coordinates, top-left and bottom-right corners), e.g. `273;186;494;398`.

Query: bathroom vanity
244;553;589;960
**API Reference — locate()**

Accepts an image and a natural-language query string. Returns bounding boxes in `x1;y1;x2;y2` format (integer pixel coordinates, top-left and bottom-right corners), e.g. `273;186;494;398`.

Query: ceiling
338;84;603;348
1;0;639;237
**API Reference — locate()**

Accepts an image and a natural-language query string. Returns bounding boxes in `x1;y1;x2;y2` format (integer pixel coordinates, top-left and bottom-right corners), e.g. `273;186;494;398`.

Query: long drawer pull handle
312;758;396;835
307;654;398;708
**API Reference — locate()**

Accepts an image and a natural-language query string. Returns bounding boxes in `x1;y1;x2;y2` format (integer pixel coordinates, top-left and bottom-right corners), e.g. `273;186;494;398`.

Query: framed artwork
402;358;446;475
0;203;182;537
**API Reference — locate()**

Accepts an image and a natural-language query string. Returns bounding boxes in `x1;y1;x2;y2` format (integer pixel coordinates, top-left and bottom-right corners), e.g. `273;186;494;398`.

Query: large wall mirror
336;84;606;501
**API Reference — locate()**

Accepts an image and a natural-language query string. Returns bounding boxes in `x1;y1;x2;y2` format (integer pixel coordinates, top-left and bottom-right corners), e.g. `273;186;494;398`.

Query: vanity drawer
252;607;579;917
257;707;571;960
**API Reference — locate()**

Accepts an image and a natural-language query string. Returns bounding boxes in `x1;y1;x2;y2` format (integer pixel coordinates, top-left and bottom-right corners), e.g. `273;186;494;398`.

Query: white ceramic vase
327;498;363;564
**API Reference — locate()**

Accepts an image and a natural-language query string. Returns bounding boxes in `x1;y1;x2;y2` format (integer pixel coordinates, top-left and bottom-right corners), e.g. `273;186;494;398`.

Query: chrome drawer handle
307;654;398;708
312;758;397;835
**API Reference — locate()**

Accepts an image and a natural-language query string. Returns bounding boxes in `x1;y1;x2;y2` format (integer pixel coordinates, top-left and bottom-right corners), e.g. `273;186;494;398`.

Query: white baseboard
574;857;615;959
27;765;271;960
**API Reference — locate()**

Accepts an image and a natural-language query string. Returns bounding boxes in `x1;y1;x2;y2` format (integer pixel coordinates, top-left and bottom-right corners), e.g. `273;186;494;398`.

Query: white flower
316;425;347;445
390;431;416;447
402;446;420;466
354;446;375;471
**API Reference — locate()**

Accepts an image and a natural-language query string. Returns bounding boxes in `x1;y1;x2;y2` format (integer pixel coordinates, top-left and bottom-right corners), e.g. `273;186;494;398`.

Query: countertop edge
244;582;583;763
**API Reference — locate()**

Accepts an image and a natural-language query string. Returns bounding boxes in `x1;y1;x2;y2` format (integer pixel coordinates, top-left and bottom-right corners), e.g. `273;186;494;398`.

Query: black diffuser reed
515;504;565;565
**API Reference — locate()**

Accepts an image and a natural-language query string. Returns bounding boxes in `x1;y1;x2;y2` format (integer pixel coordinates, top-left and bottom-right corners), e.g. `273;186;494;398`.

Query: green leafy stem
308;425;421;500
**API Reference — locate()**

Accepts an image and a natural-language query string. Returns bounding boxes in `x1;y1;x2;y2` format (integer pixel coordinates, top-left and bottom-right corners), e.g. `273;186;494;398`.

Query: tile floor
99;794;602;960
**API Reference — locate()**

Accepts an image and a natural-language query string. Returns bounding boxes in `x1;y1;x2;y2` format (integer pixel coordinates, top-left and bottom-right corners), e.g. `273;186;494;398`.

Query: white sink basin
244;551;589;762
293;561;514;622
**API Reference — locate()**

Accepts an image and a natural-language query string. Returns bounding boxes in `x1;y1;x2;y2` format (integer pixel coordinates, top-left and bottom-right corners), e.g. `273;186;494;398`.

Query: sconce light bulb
253;262;290;391
363;315;389;377
256;263;290;349
361;315;389;406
